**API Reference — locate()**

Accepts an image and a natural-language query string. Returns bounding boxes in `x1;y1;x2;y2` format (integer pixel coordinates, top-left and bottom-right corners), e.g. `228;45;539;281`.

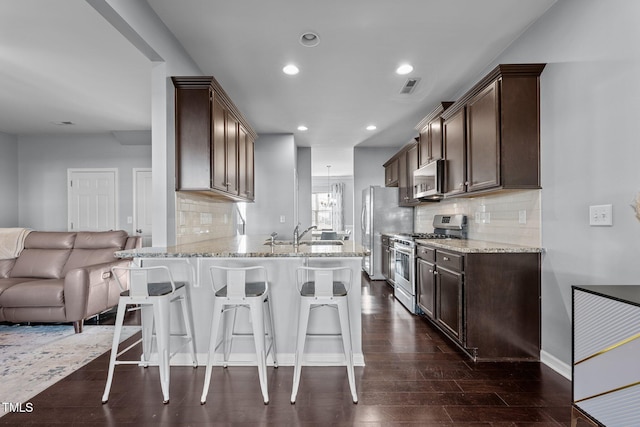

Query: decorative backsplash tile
175;192;237;245
414;190;541;246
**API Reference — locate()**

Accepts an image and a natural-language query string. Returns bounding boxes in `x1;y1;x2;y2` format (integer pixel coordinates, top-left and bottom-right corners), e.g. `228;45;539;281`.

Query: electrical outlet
589;204;613;226
519;210;527;224
474;211;491;224
280;215;286;223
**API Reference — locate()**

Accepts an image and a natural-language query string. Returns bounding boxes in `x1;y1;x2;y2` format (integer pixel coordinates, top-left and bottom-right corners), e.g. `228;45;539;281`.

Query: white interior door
133;168;153;247
68;168;118;231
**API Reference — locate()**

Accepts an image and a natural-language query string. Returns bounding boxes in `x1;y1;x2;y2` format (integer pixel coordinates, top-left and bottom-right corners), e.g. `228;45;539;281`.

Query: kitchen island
115;235;368;367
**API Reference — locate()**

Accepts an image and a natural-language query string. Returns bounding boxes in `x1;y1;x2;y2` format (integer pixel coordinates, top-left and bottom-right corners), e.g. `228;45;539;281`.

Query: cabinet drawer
417;245;435;262
436;250;463;272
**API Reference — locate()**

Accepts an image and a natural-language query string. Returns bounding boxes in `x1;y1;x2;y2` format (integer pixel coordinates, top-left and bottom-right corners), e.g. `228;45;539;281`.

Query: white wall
297;147;312;229
483;0;640;371
353;147;401;245
17;133;151;233
246;134;297;237
0;132;19;226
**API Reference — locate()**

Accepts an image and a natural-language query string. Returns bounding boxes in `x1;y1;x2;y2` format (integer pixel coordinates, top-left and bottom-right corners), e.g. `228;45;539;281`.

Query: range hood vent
400;77;421;94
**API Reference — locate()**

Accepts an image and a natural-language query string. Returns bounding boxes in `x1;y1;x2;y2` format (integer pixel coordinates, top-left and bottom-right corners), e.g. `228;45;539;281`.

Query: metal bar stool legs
102;263;198;404
201;265;277;405
291;266;358;404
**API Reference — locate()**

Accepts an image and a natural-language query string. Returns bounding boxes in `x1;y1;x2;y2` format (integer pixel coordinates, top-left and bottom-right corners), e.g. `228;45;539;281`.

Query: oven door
394;244;417;313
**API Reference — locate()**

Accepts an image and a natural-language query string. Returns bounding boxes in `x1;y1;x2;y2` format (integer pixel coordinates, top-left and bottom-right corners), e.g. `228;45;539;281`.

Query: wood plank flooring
1;275;576;426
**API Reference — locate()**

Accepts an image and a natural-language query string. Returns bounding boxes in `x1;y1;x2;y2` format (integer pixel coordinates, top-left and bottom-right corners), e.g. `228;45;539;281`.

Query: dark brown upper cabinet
443;108;467;197
384;140;420;206
172;76;257;202
383;157;399;187
441;64;545;197
416;102;453;167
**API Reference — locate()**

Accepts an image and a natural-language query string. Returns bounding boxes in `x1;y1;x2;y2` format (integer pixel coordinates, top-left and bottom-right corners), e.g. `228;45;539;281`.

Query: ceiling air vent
400;77;421;94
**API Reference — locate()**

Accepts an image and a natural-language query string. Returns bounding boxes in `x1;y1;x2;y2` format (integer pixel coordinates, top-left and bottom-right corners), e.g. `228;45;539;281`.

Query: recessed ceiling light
297;125;308;131
366;125;377;131
396;64;414;75
283;64;299;75
300;32;320;47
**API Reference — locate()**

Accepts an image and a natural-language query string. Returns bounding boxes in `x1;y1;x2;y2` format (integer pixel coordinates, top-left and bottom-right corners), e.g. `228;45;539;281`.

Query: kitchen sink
302;240;344;246
264;240;344;246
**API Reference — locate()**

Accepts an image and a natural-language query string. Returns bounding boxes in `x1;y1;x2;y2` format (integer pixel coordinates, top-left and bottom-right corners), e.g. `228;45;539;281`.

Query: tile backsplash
414;190;541;246
175;192;237;245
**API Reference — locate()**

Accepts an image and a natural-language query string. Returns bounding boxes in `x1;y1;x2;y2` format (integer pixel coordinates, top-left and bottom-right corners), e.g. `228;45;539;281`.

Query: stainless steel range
393;214;467;314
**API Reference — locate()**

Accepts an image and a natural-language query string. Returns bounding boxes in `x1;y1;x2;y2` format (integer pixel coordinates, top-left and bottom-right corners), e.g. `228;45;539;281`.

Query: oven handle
394;244;414;256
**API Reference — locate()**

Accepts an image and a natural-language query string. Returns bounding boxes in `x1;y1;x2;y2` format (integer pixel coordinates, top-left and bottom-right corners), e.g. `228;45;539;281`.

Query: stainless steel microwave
413;159;445;201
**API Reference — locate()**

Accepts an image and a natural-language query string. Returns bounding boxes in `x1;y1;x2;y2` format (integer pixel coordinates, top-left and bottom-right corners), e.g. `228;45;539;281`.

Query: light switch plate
280;215;286;223
589;204;613;226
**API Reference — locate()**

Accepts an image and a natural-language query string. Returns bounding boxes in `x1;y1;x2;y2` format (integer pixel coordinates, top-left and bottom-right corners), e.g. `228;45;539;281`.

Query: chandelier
320;165;336;208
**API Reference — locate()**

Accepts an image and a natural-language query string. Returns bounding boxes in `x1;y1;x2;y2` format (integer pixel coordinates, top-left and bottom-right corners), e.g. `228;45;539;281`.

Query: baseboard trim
540;349;572;380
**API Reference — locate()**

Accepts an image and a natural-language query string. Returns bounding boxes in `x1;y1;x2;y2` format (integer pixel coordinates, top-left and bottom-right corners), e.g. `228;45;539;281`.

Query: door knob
136;229;142;234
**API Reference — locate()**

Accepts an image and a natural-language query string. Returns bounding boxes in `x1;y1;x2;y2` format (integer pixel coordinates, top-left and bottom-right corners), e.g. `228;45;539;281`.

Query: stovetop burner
418;233;460;240
395;214;468;242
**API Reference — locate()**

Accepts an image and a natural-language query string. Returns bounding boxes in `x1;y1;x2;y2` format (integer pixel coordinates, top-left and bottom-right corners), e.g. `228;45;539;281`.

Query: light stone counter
414;238;543;254
115;235;368;259
115;235;367;368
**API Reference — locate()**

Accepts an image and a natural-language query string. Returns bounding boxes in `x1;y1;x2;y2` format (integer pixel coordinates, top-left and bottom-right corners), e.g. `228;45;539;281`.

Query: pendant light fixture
320;165;336;208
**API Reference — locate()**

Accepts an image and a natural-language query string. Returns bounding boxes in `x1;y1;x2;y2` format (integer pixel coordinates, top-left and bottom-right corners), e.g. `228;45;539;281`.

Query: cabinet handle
428;269;433;273
465;181;469;186
443;256;449;261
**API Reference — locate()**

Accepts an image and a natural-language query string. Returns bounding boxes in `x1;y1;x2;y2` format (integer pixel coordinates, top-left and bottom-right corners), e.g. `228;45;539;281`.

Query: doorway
67;168;118;231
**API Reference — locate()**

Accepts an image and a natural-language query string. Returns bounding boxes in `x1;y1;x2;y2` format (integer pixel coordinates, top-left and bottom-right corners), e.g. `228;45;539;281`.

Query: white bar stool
291;266;358;404
201;265;278;405
102;263;198;404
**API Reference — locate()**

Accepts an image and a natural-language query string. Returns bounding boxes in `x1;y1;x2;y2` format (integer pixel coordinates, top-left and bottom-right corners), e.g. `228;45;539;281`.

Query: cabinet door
429;117;444;161
238;126;254;200
398;150;408;203
466;80;500;192
175;87;211;190
246;136;255;201
381;245;390;280
443;108;467;196
385;158;399;187
225;112;239;195
436;266;463;341
417;258;436;319
399;144;419;206
418;126;430;167
211;96;227;192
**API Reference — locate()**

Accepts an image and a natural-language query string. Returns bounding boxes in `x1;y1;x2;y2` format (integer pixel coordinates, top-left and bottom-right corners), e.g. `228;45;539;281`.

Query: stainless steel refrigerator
361;186;413;280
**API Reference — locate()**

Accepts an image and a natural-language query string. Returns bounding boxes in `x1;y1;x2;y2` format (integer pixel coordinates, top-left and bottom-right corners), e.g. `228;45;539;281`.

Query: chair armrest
64;259;133;321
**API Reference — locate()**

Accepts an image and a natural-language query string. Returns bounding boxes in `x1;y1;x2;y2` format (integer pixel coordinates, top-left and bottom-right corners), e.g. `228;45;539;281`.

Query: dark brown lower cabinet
436;265;463;340
417;257;435;318
416;243;541;361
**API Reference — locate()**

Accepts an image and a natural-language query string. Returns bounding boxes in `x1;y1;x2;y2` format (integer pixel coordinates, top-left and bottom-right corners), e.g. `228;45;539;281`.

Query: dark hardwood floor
1;275;575;426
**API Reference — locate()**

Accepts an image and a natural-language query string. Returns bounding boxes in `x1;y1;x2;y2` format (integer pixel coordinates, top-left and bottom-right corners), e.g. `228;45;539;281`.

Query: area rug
0;324;139;412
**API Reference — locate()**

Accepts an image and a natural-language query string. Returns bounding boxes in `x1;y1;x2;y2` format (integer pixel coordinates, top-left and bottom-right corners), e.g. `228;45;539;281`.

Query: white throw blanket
0;228;32;259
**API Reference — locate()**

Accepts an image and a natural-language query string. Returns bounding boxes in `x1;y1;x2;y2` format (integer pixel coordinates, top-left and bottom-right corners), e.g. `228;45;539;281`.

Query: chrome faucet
293;223;317;246
269;232;278;245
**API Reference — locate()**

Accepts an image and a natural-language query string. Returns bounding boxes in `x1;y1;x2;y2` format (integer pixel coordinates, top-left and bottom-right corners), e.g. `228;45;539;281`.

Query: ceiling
0;0;556;176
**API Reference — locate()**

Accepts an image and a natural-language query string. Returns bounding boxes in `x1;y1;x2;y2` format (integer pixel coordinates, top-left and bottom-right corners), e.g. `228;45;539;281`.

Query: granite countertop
414;238;543;254
115;235;369;258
